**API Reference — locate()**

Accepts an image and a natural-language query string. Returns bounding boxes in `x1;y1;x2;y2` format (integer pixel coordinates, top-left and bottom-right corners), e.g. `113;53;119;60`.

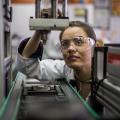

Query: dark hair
60;21;96;42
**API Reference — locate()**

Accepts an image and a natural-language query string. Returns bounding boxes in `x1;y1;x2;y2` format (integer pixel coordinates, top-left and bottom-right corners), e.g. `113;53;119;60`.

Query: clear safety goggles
61;36;95;49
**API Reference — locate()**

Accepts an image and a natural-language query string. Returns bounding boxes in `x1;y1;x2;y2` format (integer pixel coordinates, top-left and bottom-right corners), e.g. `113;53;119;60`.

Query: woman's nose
67;42;76;52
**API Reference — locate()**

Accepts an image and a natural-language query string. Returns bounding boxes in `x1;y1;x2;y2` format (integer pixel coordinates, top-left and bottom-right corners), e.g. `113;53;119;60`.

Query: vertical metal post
35;0;41;18
62;0;68;17
0;0;5;106
51;0;58;18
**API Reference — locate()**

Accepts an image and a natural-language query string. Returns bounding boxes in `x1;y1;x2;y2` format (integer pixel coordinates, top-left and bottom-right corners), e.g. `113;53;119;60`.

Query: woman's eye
74;38;83;45
61;41;69;48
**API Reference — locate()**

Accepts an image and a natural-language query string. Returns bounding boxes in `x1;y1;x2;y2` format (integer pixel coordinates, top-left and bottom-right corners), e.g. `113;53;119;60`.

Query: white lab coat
15;53;75;81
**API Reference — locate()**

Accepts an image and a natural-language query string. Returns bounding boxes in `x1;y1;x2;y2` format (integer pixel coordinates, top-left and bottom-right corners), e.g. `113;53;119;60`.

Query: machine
91;45;120;119
29;0;69;44
0;0;120;120
0;0;99;120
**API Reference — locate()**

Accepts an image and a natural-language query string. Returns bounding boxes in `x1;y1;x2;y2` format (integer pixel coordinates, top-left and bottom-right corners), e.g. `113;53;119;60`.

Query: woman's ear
91;40;104;58
95;40;104;47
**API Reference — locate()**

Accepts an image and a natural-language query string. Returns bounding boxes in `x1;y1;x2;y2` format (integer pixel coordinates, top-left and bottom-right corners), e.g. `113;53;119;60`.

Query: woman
15;21;96;100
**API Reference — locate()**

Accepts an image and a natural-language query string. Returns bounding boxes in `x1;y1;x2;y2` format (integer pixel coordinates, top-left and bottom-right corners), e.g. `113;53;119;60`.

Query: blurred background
10;0;120;59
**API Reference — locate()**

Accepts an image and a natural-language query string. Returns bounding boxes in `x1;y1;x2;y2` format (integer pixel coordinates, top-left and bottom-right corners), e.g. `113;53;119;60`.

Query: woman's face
61;27;94;70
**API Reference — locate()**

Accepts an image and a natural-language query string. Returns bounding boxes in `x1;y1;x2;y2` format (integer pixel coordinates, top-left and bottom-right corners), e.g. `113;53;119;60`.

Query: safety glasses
61;36;95;49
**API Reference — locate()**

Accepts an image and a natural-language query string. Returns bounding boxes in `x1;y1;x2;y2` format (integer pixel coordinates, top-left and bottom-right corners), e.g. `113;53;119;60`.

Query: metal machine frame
0;0;5;106
29;0;69;30
29;0;69;43
0;0;12;107
91;46;120;119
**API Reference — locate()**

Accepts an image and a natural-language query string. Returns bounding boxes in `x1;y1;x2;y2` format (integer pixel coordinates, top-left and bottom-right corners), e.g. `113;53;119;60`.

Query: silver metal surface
51;0;57;18
35;0;41;18
0;0;12;107
0;0;4;106
62;0;68;17
29;18;69;30
97;79;120;116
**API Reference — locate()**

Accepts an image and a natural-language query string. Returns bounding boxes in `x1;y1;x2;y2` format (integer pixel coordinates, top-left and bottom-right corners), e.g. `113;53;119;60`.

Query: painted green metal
0;72;26;120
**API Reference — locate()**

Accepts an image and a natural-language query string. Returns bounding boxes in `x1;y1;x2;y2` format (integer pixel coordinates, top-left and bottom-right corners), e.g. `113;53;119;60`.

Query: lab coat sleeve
15;53;42;79
15;37;72;80
15;54;66;80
